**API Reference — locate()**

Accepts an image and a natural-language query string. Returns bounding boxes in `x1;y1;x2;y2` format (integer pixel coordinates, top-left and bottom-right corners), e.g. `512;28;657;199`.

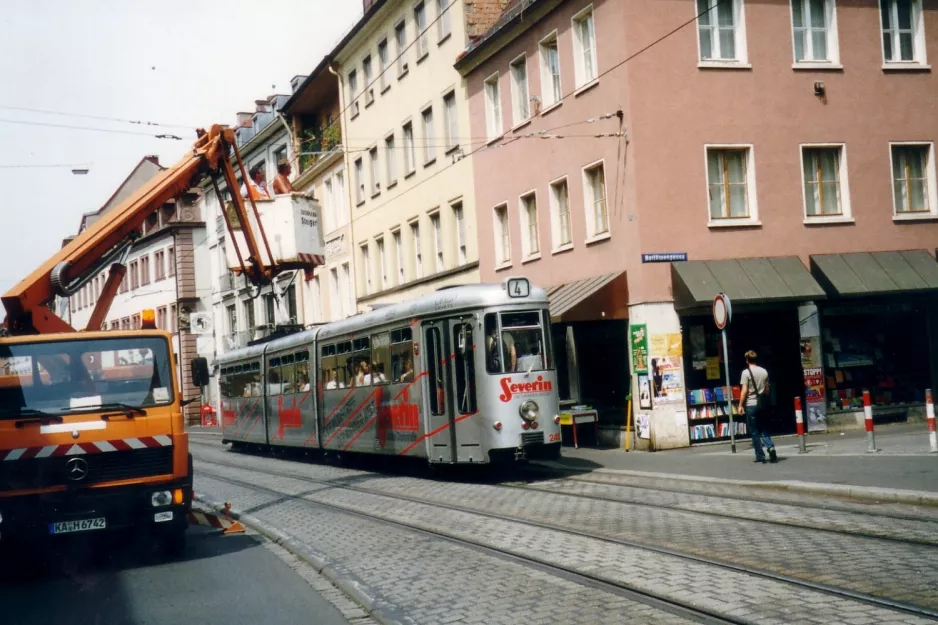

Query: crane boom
2;125;273;335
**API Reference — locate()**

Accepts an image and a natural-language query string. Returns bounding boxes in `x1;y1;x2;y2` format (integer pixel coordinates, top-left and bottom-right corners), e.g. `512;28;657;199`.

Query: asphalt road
0;524;352;625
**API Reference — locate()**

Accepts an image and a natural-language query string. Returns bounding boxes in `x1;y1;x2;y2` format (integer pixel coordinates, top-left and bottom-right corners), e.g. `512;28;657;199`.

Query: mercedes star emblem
72;430;80;439
65;457;89;481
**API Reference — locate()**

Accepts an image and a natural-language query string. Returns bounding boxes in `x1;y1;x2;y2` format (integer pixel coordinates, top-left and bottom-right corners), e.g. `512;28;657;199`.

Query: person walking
738;350;777;464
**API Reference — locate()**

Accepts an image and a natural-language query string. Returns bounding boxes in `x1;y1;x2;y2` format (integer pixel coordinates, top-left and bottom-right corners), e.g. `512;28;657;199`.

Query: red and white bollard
926;389;937;454
794;397;807;454
863;390;877;453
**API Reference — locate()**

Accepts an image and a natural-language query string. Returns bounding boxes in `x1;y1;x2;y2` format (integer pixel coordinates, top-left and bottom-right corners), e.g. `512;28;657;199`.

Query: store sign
630;324;649;374
642;252;688;263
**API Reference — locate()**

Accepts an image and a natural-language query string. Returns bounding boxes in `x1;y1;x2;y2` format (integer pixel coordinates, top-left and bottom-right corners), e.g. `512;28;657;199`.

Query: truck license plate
49;517;107;535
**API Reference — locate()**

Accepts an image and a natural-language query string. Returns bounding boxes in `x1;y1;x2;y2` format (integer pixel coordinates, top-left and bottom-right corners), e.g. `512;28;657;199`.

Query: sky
0;0;362;301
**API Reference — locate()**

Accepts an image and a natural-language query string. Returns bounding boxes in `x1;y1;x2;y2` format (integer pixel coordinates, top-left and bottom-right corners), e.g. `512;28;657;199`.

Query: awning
546;272;624;320
810;250;938;297
671;257;825;311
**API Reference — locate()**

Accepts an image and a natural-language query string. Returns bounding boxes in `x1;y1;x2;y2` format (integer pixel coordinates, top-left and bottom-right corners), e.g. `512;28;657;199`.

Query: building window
395;20;408;76
154;250;166;281
167;246;175;277
493;204;511;266
697;0;747;63
360;243;372;294
583;162;609;237
354;158;365;205
348;70;360;118
415;2;429;59
393;229;404;285
411;221;423;278
385;133;397;186
802;146;848;218
539;32;562;108
791;0;838;64
422;106;436;164
369;147;380;196
377;38;389;91
452;201;467;264
324;177;335;230
891;144;936;216
140;255;150;286
430;212;444;272
335;170;349;226
156;306;167;330
881;0;926;64
437;0;451;40
342;262;354;315
226;305;237;338
130;260;139;290
706;147;756;223
132;314;141;330
403;122;415;174
484;73;502;140
572;5;598;86
244;299;256;334
362;55;374;106
330;267;341;319
520;192;539;258
443;91;458;152
509;55;530;125
311;275;323;323
550;178;572;249
377;236;388;290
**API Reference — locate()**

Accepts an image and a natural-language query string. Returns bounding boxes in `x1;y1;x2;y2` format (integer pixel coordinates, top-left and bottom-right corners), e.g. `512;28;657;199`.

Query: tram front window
484;311;549;374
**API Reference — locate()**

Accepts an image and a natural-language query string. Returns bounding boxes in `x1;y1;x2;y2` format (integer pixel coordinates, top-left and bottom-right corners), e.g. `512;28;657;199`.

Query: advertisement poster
800;337;821;368
651;357;684;403
637;414;650;439
804;367;828;432
650;334;667;359
638;374;652;410
706;357;721;380
630;324;649;374
667;333;683;358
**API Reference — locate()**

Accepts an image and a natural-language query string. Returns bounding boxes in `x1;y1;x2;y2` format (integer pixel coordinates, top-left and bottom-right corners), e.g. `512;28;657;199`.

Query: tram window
500;311;545;373
296;351;310;392
352;338;371;386
370;333;390;385
321;344;336;390
484;313;501;374
220;368;231;398
281;354;296;394
390;327;414;383
542;310;554;369
425;327;444;415
453;321;477;415
268;357;282;396
230;364;249;398
336;341;352;388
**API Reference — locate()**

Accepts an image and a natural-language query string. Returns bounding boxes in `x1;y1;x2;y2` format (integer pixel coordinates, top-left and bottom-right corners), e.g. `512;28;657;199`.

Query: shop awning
810;250;938;297
671;257;825;311
547;272;624;320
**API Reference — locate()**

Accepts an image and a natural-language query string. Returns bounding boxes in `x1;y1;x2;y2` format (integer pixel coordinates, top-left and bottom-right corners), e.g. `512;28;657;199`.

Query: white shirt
741;364;769;407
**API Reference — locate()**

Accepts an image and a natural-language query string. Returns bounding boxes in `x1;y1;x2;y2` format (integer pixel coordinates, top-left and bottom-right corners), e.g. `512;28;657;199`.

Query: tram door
423;320;457;463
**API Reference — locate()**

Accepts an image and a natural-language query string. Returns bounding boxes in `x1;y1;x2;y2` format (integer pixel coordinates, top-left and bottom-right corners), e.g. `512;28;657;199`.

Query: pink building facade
458;0;938;449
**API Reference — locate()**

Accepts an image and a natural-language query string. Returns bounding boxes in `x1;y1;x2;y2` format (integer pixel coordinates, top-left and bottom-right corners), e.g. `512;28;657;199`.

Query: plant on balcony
298;127;320;173
321;123;341;153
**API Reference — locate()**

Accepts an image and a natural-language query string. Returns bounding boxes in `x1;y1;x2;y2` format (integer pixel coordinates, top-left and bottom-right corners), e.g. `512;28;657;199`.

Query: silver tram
216;278;562;464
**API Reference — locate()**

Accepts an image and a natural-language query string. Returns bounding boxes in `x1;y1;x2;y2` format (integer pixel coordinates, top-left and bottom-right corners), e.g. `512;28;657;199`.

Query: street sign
713;293;732;330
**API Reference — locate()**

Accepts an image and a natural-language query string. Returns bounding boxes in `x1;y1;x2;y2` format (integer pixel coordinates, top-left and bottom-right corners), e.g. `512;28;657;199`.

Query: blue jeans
745;405;775;462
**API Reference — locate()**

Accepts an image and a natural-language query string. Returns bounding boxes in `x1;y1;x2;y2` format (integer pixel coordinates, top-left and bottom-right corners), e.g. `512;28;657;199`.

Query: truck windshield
0;336;174;418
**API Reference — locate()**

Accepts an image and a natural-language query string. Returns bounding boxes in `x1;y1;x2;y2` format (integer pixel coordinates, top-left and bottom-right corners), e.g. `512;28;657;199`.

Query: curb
194;493;413;625
531;463;938;507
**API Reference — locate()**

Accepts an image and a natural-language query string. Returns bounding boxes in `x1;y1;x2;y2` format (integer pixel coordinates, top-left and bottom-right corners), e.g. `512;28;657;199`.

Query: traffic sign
713;293;732;330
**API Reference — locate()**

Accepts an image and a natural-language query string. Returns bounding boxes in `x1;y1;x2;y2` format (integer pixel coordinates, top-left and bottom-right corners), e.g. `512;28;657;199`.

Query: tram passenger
398;358;413;383
372;362;387;384
298;372;310;392
324;369;337;390
360;360;373;385
515;336;543;373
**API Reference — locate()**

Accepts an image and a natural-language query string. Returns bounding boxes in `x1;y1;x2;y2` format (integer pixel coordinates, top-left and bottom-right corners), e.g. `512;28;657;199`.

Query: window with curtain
697;0;739;61
892;145;930;213
707;148;750;219
803;147;843;216
792;0;832;62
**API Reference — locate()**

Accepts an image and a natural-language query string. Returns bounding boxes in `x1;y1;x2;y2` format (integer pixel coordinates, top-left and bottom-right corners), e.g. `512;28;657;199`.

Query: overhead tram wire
0;118;187;139
0;104;197;130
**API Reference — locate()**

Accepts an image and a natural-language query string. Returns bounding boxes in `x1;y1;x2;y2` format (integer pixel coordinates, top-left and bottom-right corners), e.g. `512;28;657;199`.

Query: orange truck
0;126;298;554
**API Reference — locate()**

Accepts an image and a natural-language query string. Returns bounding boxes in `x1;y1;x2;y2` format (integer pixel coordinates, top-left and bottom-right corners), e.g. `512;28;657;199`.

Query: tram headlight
519;400;539;422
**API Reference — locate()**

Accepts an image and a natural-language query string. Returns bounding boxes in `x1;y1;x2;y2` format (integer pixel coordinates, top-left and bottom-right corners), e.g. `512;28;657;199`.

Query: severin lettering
499;376;553;402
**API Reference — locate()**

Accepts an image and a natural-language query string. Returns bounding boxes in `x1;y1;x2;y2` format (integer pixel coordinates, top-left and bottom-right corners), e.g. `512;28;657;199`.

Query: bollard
863;390;877;453
794;397;807;454
927;389;937;454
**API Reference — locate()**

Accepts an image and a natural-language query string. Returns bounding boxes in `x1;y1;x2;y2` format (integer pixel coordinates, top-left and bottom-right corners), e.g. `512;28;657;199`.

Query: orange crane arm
2;126;269;335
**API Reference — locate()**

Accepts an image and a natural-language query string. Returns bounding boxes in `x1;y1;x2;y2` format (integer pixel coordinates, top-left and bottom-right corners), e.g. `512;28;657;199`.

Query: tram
216;277;562;464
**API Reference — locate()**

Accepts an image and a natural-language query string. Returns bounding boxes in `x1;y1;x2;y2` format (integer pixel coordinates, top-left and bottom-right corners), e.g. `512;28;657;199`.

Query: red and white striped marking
297;253;325;266
1;436;172;461
187;510;245;535
926;388;936;453
794;397;807;454
863;390;877;453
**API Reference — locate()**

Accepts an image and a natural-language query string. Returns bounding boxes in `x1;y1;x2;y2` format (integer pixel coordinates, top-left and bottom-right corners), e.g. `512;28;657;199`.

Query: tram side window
321;345;338;390
371;333;390;385
220;368;231;398
296;351;310;392
352;338;371;386
484;313;501;374
336;341;352;388
250;362;261;396
390;327;414;383
452;321;477;414
268;358;282;396
426;327;444;415
542;310;554;369
281;354;296;394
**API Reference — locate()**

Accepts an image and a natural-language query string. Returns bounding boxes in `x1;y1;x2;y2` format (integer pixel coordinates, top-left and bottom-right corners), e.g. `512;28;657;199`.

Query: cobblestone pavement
191;445;938;624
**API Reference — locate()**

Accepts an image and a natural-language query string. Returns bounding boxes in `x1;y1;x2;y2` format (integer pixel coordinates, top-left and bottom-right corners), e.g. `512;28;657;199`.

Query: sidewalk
551;422;938;500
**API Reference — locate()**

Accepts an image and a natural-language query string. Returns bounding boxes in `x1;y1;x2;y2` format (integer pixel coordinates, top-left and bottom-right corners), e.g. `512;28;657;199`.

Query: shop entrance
682;308;802;442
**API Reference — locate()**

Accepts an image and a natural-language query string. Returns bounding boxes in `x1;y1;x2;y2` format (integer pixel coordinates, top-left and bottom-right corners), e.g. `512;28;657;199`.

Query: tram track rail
192;451;938;622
